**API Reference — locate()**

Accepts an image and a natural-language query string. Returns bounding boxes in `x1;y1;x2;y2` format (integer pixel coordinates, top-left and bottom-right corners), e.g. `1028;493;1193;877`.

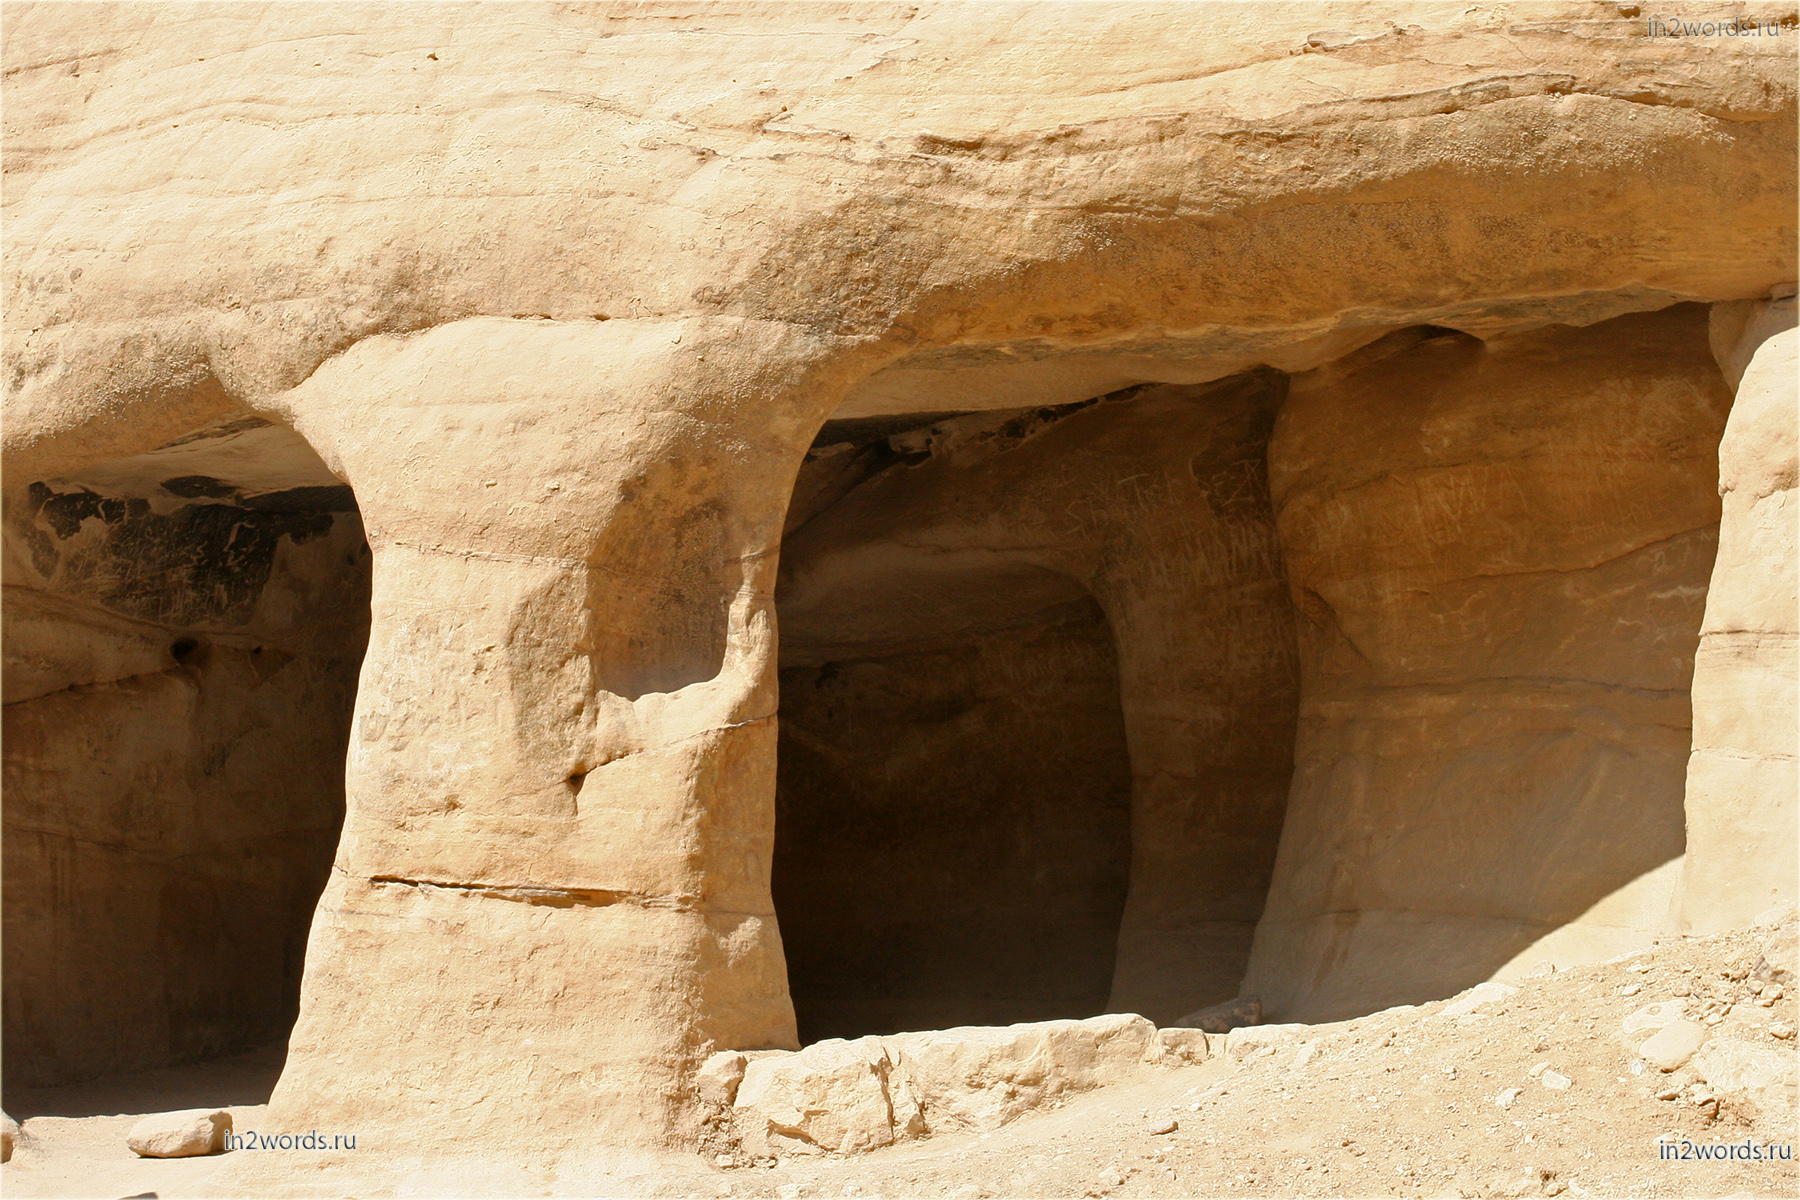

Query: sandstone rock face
1;0;1793;1161
1679;299;1800;935
1243;308;1733;1021
125;1108;232;1158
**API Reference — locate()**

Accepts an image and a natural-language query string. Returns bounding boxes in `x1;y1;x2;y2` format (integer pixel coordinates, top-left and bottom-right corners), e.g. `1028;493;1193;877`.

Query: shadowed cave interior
1;420;370;1095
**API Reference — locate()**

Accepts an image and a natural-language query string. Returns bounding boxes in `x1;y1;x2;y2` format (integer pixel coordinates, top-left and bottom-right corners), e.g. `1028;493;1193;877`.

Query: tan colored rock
697;1051;749;1108
1156;1028;1214;1067
1691;1037;1799;1126
1640;1021;1709;1072
0;0;1793;1161
126;1108;232;1158
1679;301;1799;936
1753;922;1799;986
1618;1002;1685;1050
733;1038;916;1155
1243;309;1732;1022
2;1112;17;1163
1220;1024;1311;1063
885;1014;1156;1134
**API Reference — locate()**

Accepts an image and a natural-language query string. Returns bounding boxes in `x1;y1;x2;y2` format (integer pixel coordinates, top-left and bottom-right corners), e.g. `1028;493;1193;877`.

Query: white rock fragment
1496;1087;1524;1108
1640;1020;1708;1071
1618;1001;1684;1049
1441;982;1518;1019
697;1050;748;1106
1540;1070;1572;1091
126;1109;232;1158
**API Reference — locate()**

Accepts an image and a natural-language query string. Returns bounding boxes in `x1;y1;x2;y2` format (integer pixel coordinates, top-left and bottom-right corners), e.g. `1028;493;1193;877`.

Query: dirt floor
4;920;1794;1200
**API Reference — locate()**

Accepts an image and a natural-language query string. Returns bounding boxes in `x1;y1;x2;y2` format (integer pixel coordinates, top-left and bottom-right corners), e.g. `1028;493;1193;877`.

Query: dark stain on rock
162;475;242;499
23;483;352;627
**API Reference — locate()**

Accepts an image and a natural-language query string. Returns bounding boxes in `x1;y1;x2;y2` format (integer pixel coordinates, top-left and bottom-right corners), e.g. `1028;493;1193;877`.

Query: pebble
1496;1087;1524;1108
1619;984;1642;997
1146;1118;1179;1135
1769;1022;1795;1040
1540;1070;1572;1091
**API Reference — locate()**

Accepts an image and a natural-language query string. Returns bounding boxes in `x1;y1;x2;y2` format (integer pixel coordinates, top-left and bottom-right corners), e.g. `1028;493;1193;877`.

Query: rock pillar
262;317;854;1152
1678;296;1799;933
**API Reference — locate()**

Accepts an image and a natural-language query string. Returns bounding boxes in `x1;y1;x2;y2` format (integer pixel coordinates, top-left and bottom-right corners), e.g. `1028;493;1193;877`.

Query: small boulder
126;1109;232;1158
1221;1023;1308;1062
697;1050;748;1107
1170;994;1260;1034
733;1037;915;1155
886;1013;1154;1134
1156;1027;1212;1066
1640;1020;1708;1072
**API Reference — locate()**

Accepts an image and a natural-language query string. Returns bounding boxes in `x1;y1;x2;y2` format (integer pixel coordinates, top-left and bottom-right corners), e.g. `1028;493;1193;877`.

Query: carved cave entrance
773;554;1135;1044
771;374;1301;1042
2;420;370;1093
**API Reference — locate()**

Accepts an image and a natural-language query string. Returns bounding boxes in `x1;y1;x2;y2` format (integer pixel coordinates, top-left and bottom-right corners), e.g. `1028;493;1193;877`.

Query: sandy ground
4;922;1794;1200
